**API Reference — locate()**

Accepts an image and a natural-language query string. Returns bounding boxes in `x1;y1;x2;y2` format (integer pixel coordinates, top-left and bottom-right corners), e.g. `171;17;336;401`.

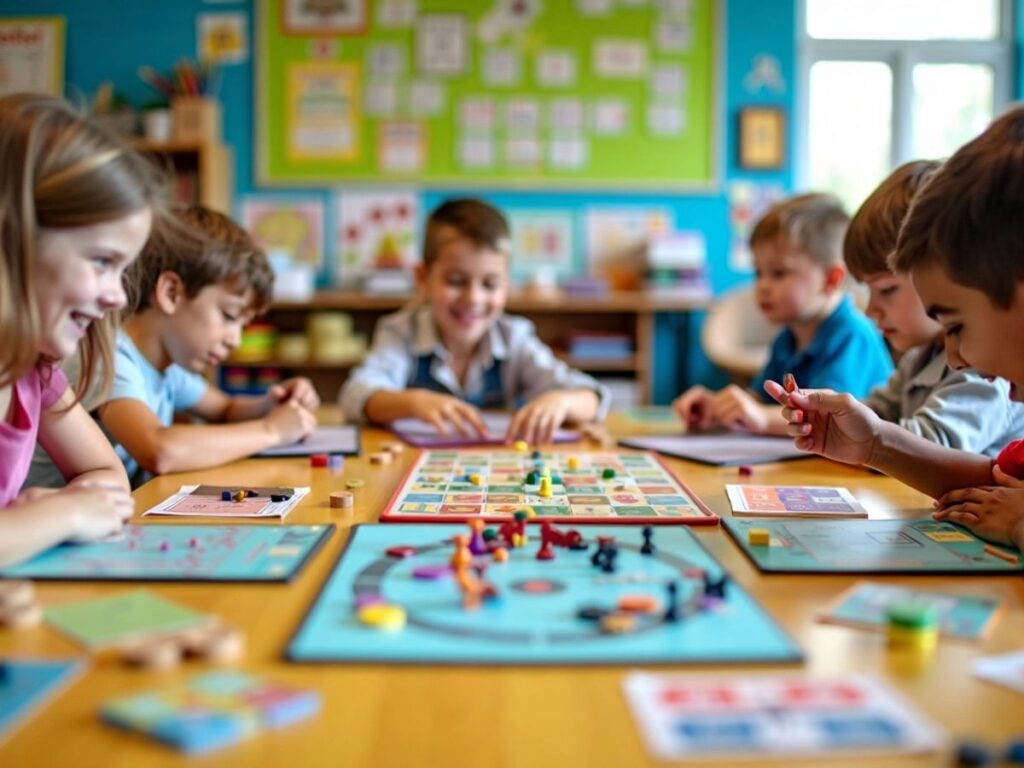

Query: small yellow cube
513;440;529;453
748;528;771;546
469;473;483;486
567;457;580;470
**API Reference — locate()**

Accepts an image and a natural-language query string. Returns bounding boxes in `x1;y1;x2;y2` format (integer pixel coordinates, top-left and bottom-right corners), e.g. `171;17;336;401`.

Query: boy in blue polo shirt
673;193;892;435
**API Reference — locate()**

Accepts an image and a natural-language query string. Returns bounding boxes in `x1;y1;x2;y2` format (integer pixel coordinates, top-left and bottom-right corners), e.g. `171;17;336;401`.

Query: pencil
983;544;1018;564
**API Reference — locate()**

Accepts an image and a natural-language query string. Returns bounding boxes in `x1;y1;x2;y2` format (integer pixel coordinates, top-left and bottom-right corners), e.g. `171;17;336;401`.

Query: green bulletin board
257;0;716;188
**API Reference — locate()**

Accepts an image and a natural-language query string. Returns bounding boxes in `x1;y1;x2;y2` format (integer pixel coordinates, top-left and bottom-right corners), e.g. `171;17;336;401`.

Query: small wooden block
330;491;354;509
120;637;183;670
345;479;365;489
0;601;43;629
386;545;417;559
188;624;245;663
369;451;392;465
383;441;405;455
0;580;35;611
747;528;771;546
599;612;637;634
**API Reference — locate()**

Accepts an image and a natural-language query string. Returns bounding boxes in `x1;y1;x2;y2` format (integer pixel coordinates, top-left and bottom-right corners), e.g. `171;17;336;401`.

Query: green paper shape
45;590;207;648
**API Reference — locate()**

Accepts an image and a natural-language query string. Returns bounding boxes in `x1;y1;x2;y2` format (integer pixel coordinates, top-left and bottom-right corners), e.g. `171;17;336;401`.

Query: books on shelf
564;331;633;360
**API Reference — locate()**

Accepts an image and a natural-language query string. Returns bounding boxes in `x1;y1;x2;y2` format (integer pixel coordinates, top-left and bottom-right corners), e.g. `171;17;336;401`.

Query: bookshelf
223;290;709;405
134;139;233;213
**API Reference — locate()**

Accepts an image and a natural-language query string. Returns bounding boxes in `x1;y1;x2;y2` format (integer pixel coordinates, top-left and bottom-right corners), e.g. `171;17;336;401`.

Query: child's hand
408;390;487;438
62;484;134;542
264;401;317;445
9;486;60;507
763;377;880;465
672;386;714;430
507;392;569;445
708;385;768;434
933;471;1024;549
268;377;320;411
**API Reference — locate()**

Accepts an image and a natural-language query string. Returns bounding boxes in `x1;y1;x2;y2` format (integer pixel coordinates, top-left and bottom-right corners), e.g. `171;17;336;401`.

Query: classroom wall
0;0;795;400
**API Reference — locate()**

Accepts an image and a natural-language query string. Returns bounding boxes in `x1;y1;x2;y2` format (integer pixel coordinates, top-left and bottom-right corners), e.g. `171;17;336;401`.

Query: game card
726;484;868;518
143;485;310;519
623;673;943;761
973;649;1024;694
820;582;1003;641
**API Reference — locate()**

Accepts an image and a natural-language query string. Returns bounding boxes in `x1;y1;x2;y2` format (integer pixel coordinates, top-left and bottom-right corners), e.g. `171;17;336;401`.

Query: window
799;0;1011;211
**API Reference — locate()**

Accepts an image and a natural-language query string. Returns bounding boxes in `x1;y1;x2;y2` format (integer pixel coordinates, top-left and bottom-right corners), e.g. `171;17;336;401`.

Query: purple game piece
159;541;171;552
412;564;451;580
354;593;385;609
188;538;200;549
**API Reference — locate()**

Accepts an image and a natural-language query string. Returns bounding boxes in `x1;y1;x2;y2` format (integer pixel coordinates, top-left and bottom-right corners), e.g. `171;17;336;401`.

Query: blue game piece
531;450;541;459
577;606;610;621
221;491;232;501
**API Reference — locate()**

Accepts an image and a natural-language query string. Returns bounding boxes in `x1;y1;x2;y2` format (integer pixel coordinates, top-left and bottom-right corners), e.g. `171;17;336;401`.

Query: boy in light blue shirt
674;193;892;435
340;198;609;445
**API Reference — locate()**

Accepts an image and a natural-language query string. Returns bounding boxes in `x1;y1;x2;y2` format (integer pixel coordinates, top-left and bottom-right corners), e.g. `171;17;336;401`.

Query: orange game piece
617;594;661;614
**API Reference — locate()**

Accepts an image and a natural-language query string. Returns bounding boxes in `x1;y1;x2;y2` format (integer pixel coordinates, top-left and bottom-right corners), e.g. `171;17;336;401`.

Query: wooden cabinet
134;139;233;213
222;290;708;405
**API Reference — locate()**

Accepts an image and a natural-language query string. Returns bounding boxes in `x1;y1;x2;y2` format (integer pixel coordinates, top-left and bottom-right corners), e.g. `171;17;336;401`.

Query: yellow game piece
469;473;483;486
567;456;580;470
887;624;938;652
538;477;553;497
513;440;529;453
599;612;637;634
231;489;246;502
358;603;407;631
748;528;771;546
345;479;365;489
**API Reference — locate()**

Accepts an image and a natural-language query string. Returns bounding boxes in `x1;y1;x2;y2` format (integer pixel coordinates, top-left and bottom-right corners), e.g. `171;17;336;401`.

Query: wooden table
2;418;1023;767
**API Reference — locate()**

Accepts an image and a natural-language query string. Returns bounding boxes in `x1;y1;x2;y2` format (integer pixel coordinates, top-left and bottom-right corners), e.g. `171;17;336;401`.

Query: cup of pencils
138;60;222;144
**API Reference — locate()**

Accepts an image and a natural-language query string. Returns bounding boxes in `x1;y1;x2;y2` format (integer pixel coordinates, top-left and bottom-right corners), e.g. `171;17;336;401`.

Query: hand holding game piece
763;376;880;466
267;377;321;411
506;391;570;445
407;390;488;438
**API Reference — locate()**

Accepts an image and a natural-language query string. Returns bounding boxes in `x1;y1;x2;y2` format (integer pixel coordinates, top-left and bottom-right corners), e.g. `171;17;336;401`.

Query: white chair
701;285;779;384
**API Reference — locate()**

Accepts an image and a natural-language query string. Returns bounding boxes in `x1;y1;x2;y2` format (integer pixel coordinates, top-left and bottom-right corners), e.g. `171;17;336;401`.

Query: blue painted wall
0;0;798;400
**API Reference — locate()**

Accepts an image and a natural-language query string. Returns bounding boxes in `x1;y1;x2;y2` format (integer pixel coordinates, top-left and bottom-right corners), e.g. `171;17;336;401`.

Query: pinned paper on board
417;14;467;75
241;196;324;268
585;207;672;289
334;190;419;284
286;61;359;161
508;209;575;283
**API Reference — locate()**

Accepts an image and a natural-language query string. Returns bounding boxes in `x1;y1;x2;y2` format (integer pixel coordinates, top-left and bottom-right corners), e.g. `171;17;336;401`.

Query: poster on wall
197;12;248;65
334;190;419;285
281;0;367;36
287;61;360;161
0;17;64;97
241;196;325;269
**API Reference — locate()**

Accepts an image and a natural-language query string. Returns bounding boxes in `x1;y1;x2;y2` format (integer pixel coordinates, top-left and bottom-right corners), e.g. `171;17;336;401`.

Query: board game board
379;449;718;525
0;659;83;744
286;523;801;665
0;524;333;582
724;518;1024;574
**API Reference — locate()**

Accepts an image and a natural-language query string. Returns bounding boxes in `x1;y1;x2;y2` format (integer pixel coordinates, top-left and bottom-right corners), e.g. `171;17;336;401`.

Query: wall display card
482;48;521;86
536;50;577;87
416;14;467;76
505;137;542;169
377;121;425;172
282;0;366;34
548;137;588;170
365;82;399;118
460;97;496;130
594;40;648;79
505;99;541;134
508;209;576;281
367;43;405;77
657;20;694;52
197;12;248;64
458;136;495;169
0;17;64;97
592;99;630;135
241;196;324;267
550;98;585;131
376;0;416;28
647;103;685;135
624;673;943;761
286;61;359;161
651;63;687;96
726;484;869;519
334;189;418;282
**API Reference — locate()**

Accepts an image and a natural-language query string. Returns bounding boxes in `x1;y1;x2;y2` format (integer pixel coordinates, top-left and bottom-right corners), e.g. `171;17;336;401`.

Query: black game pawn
664;581;679;623
640;525;655;555
703;573;729;599
600;545;618;574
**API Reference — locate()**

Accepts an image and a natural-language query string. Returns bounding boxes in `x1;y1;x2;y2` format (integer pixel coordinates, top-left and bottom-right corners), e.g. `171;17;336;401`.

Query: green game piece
551;475;563;485
526;471;539;485
602;468;616;479
514;510;528;522
482;528;496;542
886;602;938;630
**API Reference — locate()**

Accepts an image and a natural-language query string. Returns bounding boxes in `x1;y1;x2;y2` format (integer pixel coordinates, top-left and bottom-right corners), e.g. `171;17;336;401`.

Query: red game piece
159;541;171;552
738;465;753;477
386;546;416;559
310;453;329;467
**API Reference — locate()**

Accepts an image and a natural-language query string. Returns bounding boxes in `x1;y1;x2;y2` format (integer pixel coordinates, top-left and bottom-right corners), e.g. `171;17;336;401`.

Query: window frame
796;0;1014;189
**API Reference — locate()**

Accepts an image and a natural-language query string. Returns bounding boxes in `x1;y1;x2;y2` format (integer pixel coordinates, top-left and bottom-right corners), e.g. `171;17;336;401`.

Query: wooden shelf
134;138;233;214
224;358;362;370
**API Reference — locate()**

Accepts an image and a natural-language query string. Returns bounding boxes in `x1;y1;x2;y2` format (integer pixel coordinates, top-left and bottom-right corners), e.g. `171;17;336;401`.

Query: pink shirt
0;365;68;507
